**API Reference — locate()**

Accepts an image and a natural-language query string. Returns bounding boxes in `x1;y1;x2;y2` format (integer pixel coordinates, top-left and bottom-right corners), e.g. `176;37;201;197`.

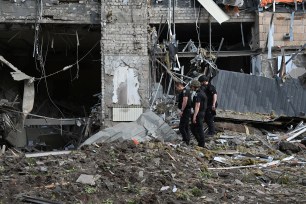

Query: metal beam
24;118;83;126
154;51;259;58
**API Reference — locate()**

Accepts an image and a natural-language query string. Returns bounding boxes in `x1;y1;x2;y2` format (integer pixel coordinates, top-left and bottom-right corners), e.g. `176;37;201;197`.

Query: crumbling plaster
104;55;149;106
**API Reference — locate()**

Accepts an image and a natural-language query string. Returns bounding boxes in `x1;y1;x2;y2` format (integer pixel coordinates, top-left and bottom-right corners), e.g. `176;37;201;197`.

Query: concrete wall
101;0;149;125
258;12;306;48
257;12;306;78
0;0;100;24
0;0;150;124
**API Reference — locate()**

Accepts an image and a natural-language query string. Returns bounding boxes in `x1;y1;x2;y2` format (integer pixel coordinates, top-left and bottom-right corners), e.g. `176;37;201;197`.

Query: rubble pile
0;123;306;203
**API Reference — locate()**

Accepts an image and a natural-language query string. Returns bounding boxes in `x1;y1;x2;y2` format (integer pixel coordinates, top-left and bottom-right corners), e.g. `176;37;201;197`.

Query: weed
200;169;212;179
190;187;202;197
102;199;113;204
26;158;36;166
84;186;96;194
127;200;137;204
176;190;190;201
278;174;290;185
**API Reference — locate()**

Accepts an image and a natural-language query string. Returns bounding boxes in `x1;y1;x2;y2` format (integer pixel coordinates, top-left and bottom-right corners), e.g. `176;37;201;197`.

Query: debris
25;150;72;158
216;150;239;155
279;141;301;153
166;152;176;161
172;185;178;193
267;133;279;141
1;145;6;155
76;174;101;186
0;55;34;81
39;166;48;172
197;0;230;24
198;152;205;158
213;157;231;165
282;155;295;161
160;186;170;191
80;111;178;146
22;195;62;204
286;126;306;141
234;179;244;186
132;138;140;145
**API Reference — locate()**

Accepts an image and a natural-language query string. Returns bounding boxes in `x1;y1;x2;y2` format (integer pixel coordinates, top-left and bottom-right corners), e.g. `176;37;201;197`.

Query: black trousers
190;111;205;147
179;109;191;144
205;109;216;135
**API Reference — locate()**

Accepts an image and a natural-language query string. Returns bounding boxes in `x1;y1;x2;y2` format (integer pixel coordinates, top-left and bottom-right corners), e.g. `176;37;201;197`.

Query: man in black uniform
189;80;207;148
175;82;191;145
198;75;218;136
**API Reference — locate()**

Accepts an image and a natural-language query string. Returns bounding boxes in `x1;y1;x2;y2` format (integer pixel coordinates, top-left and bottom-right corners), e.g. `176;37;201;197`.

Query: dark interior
0;23;101;118
151;22;253;74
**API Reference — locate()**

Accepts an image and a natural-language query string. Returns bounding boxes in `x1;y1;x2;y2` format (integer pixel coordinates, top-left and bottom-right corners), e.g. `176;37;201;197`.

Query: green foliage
200;169;212;179
190;187;202;197
127;200;137;204
278;174;290;185
176;190;191;201
102;199;113;204
84;186;96;194
25;158;36;166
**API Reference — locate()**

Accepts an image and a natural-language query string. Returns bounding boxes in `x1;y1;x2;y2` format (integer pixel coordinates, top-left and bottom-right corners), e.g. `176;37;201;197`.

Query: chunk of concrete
80;111;178;147
76;174;101;186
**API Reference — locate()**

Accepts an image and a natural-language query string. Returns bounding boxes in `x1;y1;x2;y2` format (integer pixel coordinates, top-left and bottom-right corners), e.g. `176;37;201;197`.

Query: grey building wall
0;0;256;24
101;0;149;126
0;0;100;24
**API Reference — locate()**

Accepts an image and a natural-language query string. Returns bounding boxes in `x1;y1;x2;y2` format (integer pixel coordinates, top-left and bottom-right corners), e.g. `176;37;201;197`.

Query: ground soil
0;129;306;204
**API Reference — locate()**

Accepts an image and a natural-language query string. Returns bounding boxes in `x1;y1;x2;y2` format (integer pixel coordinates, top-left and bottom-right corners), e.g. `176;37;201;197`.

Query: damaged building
0;0;306;148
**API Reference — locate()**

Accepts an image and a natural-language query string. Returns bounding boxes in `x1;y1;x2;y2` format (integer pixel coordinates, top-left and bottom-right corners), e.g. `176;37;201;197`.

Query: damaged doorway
0;24;101;149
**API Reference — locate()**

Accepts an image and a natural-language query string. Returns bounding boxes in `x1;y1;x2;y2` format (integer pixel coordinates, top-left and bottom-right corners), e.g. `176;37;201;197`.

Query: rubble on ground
0;120;305;203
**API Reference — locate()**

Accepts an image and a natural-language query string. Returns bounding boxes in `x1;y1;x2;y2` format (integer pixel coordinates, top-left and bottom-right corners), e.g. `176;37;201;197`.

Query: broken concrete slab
76;174;101;186
80;111;178;147
136;110;178;141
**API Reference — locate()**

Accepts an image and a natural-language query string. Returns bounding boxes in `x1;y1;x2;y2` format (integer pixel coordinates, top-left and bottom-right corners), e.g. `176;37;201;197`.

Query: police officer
176;82;191;145
198;75;218;136
189;80;207;148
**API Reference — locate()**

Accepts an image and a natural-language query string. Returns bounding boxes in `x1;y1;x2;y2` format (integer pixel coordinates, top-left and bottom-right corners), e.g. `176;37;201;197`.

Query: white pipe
286;127;306;141
287;125;306;135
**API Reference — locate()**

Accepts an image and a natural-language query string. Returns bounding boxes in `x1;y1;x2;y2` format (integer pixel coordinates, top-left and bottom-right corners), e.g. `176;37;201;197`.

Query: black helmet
198;75;209;83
